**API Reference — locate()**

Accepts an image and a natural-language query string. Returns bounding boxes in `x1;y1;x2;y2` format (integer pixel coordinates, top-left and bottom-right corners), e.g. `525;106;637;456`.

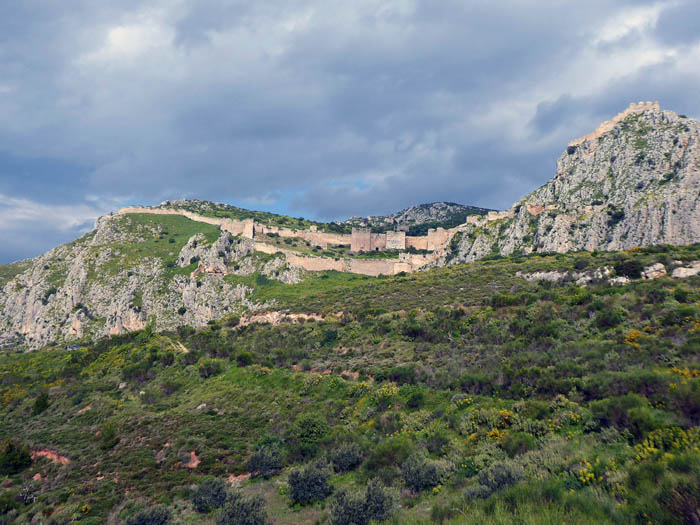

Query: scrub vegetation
2;244;700;523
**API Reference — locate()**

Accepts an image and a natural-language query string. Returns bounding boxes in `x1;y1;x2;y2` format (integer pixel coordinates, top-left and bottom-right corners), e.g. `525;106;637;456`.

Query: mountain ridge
2;102;700;349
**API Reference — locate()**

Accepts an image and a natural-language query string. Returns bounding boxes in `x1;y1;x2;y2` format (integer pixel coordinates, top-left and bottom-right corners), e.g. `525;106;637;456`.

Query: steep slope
445;102;700;263
0;213;302;349
2;245;700;524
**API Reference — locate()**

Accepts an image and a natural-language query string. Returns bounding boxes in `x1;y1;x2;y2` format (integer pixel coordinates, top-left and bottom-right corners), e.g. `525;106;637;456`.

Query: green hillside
2;245;700;524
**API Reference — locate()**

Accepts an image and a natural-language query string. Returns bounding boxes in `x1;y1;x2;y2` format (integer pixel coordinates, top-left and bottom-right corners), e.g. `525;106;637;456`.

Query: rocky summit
2;102;700;350
444;102;700;263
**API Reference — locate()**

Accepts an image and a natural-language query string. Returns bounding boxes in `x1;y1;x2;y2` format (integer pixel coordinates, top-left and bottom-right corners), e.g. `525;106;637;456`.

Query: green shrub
401;455;443;492
364;436;415;483
477;461;524;492
662;305;697;326
387;365;416;385
255;274;270;286
199;359;223;378
288;461;333;506
192;478;229;513
321;329;338;346
501;432;537;458
590;394;670;438
595;308;624;329
658;478;700;523
99;422;119;450
573;257;589;270
32;392;49;415
430;503;456;525
614;259;643;279
330;443;363;473
125;505;172;525
674;288;690;303
463;484;492;500
0;441;32;475
406;390;425;409
0;491;19;514
646;289;667;304
246;445;284;479
329;489;365;525
217;491;269;525
290;414;331;457
329;479;395;525
236;352;254;367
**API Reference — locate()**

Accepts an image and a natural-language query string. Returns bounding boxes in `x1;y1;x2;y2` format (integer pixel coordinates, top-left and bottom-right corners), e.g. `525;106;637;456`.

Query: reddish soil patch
31;449;70;465
184;451;200;468
227;473;251;485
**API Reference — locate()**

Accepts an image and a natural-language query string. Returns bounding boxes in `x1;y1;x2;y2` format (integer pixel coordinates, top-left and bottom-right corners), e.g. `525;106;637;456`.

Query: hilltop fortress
116;205;471;276
118;206;451;251
116;204;546;276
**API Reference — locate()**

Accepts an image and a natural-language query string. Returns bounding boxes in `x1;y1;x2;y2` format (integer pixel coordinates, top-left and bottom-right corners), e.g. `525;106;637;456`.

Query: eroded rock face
0;216;291;349
442;104;700;264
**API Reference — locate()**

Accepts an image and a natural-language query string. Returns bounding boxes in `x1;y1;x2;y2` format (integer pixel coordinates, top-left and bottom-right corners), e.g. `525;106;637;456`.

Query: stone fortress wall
117;203;543;276
119;206;451;253
568;101;660;147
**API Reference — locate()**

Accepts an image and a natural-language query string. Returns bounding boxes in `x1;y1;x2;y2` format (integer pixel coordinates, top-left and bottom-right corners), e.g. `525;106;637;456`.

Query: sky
1;1;700;263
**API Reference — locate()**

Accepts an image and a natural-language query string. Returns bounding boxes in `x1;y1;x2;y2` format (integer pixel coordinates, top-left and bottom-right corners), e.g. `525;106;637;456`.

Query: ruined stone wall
351;229;372;252
256;224;351;247
303;231;351;247
386;231;406;250
427;228;450;251
118;207;255;238
370;233;387;251
405;236;429;250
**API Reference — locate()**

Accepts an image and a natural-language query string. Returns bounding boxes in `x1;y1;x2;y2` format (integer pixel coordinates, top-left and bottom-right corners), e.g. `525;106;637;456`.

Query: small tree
288;461;333;506
217;490;269;525
477;461;524;492
329;479;396;525
32;392;49;415
247;445;284;479
401;455;443;492
0;440;32;475
290;414;331;458
330;443;363;473
125;505;172;525
193;478;229;513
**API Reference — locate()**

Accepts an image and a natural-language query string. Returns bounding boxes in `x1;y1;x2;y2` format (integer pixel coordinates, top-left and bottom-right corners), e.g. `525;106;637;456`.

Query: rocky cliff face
444;103;700;263
0;214;301;349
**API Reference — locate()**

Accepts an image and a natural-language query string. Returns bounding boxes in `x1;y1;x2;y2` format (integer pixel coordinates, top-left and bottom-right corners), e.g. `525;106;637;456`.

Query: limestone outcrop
442;103;700;264
0;215;280;349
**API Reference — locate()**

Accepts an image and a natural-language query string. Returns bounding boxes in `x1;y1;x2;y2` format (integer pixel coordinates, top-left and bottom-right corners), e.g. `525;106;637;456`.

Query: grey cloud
654;0;700;46
0;1;698;262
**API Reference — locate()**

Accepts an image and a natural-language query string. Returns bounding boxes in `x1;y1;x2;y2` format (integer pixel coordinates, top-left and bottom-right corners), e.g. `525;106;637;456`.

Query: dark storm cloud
0;0;698;262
